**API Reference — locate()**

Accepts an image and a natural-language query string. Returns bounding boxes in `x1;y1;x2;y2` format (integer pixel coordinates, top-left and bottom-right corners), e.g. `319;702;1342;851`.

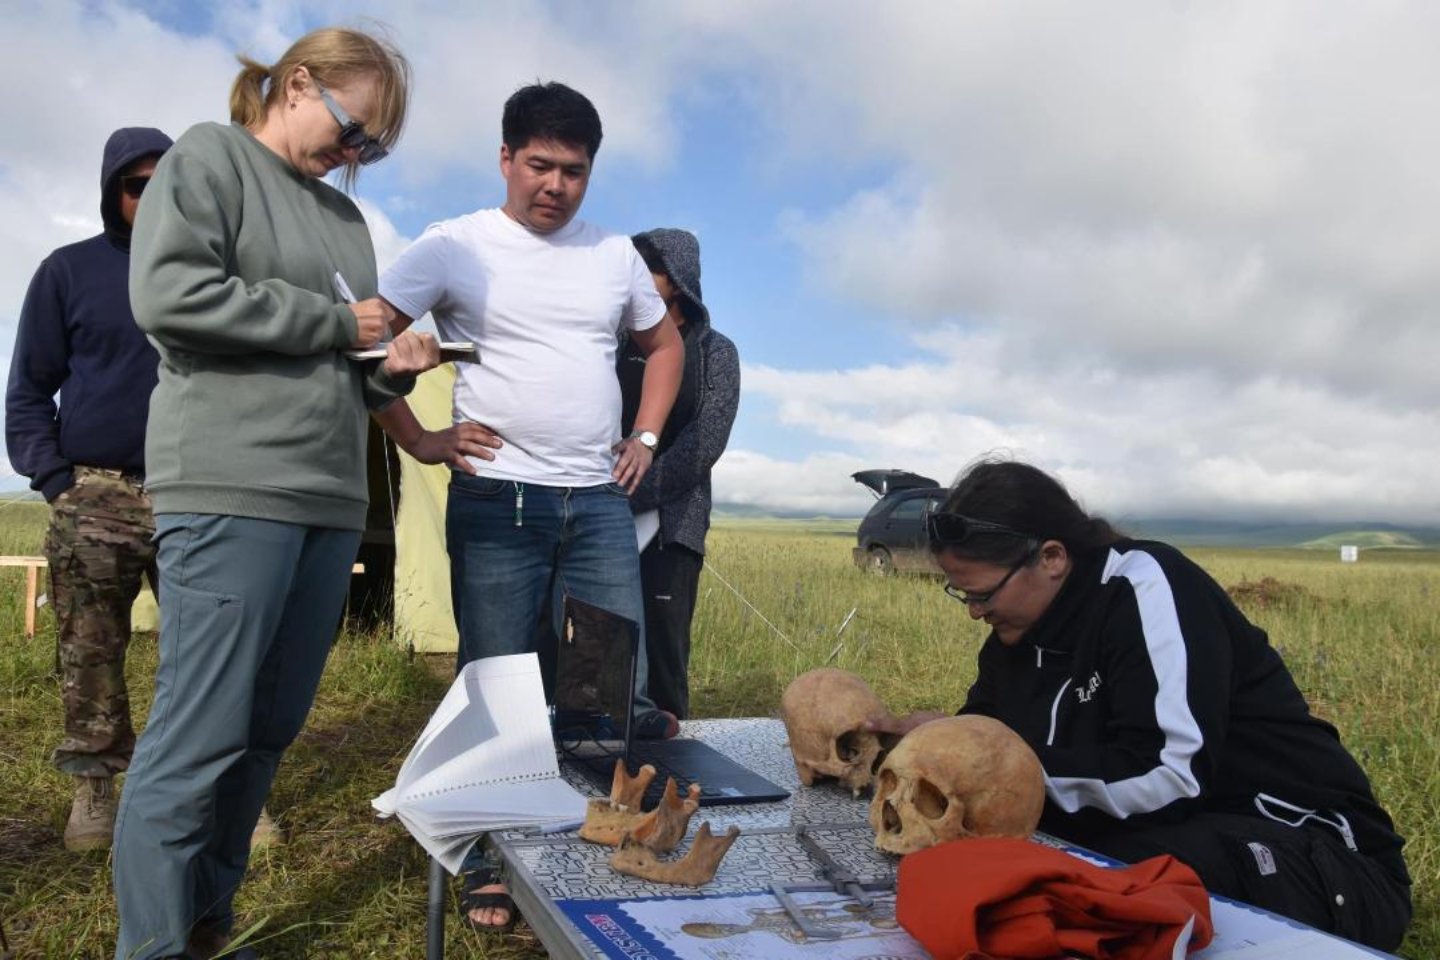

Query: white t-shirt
381;209;666;485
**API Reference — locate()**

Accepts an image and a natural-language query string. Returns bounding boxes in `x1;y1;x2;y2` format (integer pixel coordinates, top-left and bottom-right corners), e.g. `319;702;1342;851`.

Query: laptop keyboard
633;757;726;806
629;741;759;806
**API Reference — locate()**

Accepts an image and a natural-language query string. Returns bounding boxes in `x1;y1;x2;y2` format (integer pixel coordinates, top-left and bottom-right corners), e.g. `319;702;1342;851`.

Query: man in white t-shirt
374;82;684;748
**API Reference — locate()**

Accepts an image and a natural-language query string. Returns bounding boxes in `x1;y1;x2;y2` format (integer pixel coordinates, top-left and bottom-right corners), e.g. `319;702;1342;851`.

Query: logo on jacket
1075;671;1102;703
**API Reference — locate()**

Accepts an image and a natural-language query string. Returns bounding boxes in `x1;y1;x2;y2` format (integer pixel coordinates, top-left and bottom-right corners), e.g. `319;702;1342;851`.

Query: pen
335;270;392;356
332;270;358;304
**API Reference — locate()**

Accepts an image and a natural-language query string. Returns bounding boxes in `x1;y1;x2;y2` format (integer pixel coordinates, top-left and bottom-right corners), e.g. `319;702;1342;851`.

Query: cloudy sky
3;0;1437;524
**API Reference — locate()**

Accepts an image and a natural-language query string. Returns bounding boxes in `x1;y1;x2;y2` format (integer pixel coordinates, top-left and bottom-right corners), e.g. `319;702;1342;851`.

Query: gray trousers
112;514;360;960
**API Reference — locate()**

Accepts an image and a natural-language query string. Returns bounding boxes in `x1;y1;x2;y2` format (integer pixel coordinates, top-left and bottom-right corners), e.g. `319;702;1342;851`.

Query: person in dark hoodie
870;459;1411;952
619;229;740;719
5;125;173;853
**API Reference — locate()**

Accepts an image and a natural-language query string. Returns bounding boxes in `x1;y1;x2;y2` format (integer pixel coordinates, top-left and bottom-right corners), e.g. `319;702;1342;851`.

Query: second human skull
870;715;1044;855
779;667;892;796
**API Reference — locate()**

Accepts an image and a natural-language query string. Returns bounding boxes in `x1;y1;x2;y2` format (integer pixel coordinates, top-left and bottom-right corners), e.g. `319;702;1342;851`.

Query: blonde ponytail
226;27;410;188
229;57;274;128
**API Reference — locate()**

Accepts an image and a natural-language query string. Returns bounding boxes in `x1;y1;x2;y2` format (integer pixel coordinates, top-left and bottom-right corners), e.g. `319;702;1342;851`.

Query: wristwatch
629;429;659;452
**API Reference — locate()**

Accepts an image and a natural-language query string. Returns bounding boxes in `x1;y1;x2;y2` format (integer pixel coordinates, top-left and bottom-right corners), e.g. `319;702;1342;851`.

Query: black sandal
459;862;519;933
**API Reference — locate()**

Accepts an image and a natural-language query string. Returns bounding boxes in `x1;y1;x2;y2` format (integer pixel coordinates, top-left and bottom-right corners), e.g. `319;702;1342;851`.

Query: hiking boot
64;775;116;852
249;806;282;850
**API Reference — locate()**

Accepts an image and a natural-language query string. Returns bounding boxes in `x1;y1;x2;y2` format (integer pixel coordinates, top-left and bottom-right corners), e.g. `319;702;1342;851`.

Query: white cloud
732;329;1440;524
356;200;411;275
696;1;1440;522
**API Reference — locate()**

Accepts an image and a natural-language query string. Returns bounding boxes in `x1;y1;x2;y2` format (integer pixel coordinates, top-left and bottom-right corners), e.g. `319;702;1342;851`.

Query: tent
131;365;461;653
388;364;460;652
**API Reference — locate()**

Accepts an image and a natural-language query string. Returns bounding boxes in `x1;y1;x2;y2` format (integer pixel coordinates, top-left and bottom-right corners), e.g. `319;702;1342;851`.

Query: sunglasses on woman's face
926;511;1033;546
120;175;150;199
315;82;388;165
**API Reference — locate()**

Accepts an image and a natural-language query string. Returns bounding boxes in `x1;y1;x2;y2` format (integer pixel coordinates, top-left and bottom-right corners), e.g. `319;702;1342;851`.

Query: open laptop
550;594;790;807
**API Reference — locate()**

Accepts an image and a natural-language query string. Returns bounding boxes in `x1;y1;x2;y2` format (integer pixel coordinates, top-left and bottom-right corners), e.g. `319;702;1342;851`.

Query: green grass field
1;501;1436;958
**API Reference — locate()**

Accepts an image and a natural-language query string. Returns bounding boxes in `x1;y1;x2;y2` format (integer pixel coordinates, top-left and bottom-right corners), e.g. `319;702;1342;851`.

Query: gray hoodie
620;229;740;555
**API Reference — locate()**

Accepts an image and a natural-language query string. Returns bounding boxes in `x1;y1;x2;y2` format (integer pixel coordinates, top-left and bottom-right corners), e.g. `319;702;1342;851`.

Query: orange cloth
897;837;1213;960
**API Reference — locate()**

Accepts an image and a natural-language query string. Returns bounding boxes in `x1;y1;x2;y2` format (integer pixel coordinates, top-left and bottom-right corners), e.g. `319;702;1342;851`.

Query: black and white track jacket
960;539;1408;883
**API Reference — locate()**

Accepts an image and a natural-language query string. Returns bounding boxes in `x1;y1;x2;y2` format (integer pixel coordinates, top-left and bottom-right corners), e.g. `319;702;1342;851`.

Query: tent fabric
392;363;459;652
896;836;1213;960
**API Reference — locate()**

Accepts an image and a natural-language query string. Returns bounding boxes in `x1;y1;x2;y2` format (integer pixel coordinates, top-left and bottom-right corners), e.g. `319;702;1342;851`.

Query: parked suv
851;469;946;575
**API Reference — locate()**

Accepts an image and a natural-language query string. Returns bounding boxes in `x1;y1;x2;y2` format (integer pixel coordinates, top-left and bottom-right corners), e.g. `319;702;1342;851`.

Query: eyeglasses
943;547;1037;607
927;511;1033;546
120;175;150;199
314;81;388;165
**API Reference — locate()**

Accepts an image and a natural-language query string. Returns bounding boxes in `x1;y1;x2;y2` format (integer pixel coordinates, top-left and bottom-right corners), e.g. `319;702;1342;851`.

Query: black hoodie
6;126;173;500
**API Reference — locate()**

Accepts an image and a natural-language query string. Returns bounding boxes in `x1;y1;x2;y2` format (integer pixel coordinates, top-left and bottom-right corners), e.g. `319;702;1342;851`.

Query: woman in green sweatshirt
113;27;438;960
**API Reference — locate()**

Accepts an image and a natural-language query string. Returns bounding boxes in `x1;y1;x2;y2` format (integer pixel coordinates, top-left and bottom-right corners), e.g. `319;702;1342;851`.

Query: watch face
638;430;658;449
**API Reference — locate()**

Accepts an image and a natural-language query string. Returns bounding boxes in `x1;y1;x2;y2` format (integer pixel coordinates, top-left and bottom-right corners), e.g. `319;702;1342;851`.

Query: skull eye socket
915;778;949;820
881;798;902;834
836;729;868;762
875;768;897;800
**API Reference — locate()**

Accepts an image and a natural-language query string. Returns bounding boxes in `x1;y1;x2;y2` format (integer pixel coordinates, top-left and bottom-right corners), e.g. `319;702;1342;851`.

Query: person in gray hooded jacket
618;228;740;718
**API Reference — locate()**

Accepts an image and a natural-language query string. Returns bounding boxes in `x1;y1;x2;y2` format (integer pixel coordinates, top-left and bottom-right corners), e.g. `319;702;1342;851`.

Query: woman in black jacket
876;458;1410;951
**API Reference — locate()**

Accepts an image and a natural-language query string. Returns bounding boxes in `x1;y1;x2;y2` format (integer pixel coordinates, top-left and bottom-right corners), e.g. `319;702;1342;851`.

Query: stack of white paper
373;653;587;872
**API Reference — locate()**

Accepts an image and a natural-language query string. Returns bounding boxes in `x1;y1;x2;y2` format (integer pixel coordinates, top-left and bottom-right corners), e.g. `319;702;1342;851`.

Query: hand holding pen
333;271;440;374
334;271;390;349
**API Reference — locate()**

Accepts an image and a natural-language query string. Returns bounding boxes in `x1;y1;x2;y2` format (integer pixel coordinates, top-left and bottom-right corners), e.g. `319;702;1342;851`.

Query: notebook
344;340;478;362
373;653;588;872
551;595;790;808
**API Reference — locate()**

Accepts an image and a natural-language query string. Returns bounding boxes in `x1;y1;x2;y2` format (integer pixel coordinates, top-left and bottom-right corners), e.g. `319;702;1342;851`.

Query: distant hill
713;504;1440;549
1119;518;1440;549
713;502;860;521
1295;529;1435;551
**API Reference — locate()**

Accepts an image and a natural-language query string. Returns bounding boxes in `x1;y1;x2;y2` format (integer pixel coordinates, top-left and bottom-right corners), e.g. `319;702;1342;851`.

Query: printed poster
558;888;927;960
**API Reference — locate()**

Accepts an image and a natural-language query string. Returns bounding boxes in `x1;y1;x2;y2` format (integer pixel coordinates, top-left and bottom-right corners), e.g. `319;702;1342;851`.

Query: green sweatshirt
129;122;413;530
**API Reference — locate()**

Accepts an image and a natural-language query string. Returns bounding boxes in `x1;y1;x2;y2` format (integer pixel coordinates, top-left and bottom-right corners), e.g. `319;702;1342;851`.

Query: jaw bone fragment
611;760;657;811
609;822;741;886
630;777;702;851
579;761;701;851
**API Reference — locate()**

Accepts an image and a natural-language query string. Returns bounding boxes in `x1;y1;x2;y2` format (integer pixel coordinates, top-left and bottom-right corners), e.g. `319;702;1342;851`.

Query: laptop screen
551;594;638;762
549;594;792;807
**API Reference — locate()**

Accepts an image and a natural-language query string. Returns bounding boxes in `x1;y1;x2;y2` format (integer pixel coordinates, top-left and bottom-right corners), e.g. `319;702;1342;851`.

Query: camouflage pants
43;467;157;776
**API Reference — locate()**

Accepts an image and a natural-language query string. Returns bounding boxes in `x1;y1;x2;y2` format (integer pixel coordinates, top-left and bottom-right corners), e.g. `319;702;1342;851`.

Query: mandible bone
580;764;701;851
869;715;1044;855
609;822;741;886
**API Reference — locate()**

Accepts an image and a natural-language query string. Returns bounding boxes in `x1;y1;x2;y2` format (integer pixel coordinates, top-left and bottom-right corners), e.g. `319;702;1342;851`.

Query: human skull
870;715;1044;855
779;668;892;795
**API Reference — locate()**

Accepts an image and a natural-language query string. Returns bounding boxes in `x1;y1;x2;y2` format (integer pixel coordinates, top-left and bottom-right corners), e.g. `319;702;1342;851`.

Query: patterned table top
493;718;1396;960
496;717;901;959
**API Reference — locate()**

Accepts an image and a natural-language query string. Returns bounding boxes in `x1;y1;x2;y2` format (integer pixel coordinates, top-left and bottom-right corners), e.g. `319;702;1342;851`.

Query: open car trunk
851;469;941;499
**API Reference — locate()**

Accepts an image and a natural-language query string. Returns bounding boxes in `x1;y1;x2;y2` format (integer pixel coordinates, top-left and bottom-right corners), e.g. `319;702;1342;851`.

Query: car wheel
867;546;894;576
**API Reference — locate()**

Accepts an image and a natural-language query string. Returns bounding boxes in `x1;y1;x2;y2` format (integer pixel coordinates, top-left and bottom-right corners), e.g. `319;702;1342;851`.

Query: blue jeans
445;475;656;715
112;514;360;959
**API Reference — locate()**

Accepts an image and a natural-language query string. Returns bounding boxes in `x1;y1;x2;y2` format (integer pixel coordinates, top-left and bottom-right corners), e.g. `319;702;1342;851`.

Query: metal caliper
769;825;896;940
